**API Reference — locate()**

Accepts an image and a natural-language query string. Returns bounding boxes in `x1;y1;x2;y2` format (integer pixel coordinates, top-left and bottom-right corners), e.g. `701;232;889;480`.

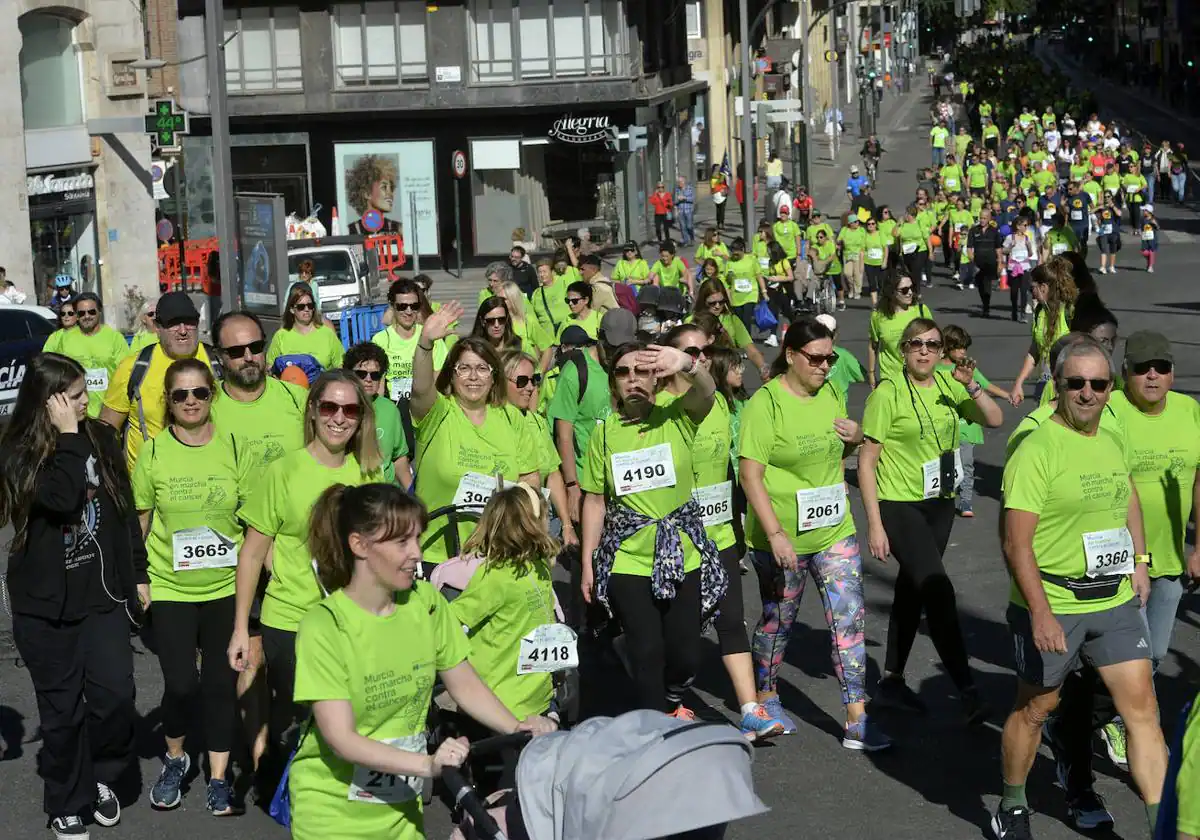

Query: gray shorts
1006;598;1149;688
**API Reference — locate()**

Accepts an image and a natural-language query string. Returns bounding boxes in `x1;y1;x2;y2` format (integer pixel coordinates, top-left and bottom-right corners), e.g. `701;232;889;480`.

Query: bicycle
863;156;879;187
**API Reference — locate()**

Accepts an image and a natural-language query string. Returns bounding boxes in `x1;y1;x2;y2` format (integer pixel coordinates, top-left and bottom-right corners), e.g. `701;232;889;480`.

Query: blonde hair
304;371;383;474
309;484;427;593
461;483;559;576
499;281;527;322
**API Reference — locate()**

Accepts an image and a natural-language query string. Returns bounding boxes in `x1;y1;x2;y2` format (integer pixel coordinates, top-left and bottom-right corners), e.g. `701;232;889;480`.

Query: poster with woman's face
333;141;438;254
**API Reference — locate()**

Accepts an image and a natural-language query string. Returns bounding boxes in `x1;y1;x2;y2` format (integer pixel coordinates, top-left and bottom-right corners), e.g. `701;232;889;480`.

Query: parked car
0;304;56;419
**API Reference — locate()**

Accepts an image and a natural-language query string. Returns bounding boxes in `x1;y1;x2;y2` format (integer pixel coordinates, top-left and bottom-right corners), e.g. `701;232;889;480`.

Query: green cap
1123;330;1173;366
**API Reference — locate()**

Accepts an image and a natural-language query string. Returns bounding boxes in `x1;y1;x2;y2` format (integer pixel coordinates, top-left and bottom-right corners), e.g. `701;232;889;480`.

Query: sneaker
967;283;976;289
740;704;786;741
93;782;120;827
1147;265;1155;273
1101;720;1128;770
738;555;750;574
206;778;241;816
50;816;88;840
1066;789;1115;831
957;508;975;518
961;686;991;727
1025;302;1033;314
761;695;798;734
149;752;191;810
955;283;964;290
990;804;1034;840
837;301;847;311
669;705;696;722
872;676;928;714
1110;267;1118;275
842;714;893;751
763;334;779;347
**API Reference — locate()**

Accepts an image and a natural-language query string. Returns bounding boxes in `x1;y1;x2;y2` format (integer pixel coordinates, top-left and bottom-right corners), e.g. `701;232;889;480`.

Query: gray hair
1053;335;1116;383
485;261;512;283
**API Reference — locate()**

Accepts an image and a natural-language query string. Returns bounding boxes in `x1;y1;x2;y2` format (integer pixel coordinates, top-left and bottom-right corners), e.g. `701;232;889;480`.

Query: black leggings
151;596;239;753
713;546;750;656
261;625;306;753
974;259;998;313
654;214;671;242
608;568;701;712
716;201;727;229
1009;272;1030;319
878;498;974;691
902;250;928;285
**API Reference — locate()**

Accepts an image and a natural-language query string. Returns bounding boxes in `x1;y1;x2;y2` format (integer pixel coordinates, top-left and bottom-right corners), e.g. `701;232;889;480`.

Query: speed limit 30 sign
451;150;467;179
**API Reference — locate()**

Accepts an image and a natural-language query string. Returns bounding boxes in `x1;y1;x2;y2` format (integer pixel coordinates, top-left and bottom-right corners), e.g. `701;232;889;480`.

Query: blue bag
754;300;778;331
271;353;323;385
268;746;298;827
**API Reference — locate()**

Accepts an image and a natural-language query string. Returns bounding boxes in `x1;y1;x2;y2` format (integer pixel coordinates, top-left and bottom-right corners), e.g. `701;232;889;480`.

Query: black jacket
7;426;148;621
511;262;538;297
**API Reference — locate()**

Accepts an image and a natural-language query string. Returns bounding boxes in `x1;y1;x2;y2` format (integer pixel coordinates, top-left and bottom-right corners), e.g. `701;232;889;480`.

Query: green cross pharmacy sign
144;99;190;152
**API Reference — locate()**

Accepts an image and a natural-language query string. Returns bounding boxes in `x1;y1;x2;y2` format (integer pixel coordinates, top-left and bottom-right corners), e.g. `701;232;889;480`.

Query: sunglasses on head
682;345;711;359
905;338;943;352
221;339;266;358
483;315;508;326
510;373;543;388
76;307;98;316
1062;376;1111;392
293;302;315;312
1130;359;1172;376
354;369;384;382
393;301;421;312
317;400;361;421
170;386;212;404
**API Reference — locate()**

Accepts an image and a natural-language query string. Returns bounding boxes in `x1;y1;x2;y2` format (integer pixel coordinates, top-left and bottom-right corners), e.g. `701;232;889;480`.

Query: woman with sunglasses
372;279;450;405
859;318;1002;722
41;299;78;354
502;349;575;545
579;340;724;719
661;325;784;739
862;216;889;306
612;242;650;287
133;359;247;815
739;318;891;750
409;302;540;567
867;273;934;390
131;298;160;353
687;280;768;378
228;372;382;773
344;342;412;487
267;282;345;372
470;296;522;354
694;228;730;276
552;282;600;349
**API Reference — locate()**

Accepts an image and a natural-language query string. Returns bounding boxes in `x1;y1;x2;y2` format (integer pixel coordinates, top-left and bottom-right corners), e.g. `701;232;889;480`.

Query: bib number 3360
611;444;676;496
1083;527;1135;578
347;734;426;804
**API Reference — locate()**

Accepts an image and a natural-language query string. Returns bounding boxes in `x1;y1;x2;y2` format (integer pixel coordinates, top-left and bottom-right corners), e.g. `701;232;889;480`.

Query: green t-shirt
863;231;888;267
555;308;601;343
1002;418;1135;615
659;391;735;551
967;163;989;189
511;317;553;359
130;331;158;354
954;135;971;161
580;401;701;576
413;395;539;564
49;325;132;417
773;221;801;259
1177;695;1200;836
940;165;964;192
650;257;687;288
267;325;345;371
837;225;867;258
949;209;974;234
211;378;307;470
613;258;650;285
930;126;949;148
373;395;409;483
239;447;375;631
938;362;991;444
290;586;467;840
739;378;855;554
897;221;927;255
132;429;250;603
694;243;730;271
1108;390;1200;578
371;326;449;403
863;369;974;502
449;561;555;720
531;276;573;336
868;303;932;384
827;346;866;394
877;218;897;242
524;409;561;480
724;255;762;307
1005;402;1125;461
546;353;612;479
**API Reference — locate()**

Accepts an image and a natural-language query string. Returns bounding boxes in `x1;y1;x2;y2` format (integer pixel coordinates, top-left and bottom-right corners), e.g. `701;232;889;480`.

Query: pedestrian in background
674;175;696;247
711;169;730;231
650;182;674;243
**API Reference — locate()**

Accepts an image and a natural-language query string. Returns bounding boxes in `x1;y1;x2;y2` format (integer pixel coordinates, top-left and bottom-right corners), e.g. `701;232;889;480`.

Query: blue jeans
1171;172;1187;202
932;147;946;167
677;204;695;244
1145;176;1156;205
955;442;975;512
1142;574;1184;670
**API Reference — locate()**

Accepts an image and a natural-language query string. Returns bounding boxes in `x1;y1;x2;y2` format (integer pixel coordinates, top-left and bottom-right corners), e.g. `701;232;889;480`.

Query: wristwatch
966;382;983;398
682;353;699;375
1134;553;1152;567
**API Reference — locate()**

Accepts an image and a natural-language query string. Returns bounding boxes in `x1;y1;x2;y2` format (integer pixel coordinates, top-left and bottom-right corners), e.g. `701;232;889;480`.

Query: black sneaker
872;677;928;714
50;816;88;839
1065;789;1114;831
92;782;120;827
961;686;992;727
990;804;1034;840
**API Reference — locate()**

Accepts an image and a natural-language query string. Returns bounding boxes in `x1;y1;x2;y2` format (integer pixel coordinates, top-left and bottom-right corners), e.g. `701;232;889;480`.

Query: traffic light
1188;59;1196;68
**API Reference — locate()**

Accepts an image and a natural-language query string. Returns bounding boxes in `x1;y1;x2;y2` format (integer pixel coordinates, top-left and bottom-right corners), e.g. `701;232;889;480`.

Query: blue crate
337;303;389;350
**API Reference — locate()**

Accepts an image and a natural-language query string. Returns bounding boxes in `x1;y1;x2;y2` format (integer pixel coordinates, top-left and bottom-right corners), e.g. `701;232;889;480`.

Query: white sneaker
1147;266;1155;273
1025;302;1033;314
1110;266;1118;275
967;283;975;289
955;283;964;290
763;334;779;347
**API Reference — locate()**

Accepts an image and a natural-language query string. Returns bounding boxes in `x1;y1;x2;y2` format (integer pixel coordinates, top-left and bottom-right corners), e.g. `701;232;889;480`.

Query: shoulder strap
126;344;157;403
204;343;224;381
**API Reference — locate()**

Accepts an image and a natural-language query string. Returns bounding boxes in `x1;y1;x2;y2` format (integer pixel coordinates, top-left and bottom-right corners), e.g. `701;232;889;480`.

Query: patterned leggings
750;535;867;706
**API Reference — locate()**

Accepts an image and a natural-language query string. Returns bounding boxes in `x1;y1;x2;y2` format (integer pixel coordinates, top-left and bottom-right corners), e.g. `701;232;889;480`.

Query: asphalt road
1;71;1198;840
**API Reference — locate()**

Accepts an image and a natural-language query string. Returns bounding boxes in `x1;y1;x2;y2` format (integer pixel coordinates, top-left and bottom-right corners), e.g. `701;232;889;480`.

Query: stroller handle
442;766;508;840
468;730;533;757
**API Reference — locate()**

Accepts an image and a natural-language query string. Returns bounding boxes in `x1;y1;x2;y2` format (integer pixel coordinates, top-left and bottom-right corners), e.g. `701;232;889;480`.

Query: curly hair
344;155;398;216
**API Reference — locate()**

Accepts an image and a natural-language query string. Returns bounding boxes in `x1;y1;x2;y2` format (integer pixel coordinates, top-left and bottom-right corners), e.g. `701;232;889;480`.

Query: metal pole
739;0;755;242
174;152;187;287
204;0;237;314
799;0;815;190
831;12;841;158
410;192;420;274
454;178;462;279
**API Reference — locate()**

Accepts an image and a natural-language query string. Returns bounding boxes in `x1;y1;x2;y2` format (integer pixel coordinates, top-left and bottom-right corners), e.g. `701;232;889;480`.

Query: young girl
1139;207;1160;273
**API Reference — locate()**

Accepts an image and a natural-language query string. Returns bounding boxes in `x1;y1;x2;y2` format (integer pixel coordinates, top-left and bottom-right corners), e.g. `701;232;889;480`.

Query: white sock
741;702;759;715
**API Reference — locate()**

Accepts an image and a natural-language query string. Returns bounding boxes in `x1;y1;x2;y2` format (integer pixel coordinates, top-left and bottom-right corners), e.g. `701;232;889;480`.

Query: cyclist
846;165;870;198
860;135;886;183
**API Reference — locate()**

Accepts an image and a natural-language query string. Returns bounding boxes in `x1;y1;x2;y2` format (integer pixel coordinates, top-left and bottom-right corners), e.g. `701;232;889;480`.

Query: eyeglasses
566;297;586;306
904;339;944;352
393;301;421;312
317;400;361;421
221;339;266;358
454;363;493;379
293;302;315;312
706;297;727;309
510;373;543;388
681;345;711;359
61;310;76;318
795;349;839;367
354;369;384;382
1130;359;1172;376
483;315;508;326
1062;376;1111;392
76;308;98;316
170;386;212;404
896;286;914;295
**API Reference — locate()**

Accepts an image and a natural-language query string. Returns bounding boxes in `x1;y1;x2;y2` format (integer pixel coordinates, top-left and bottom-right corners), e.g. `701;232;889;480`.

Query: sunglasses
483;315;508;326
905;339;944;352
146;311;156;319
706;298;727;308
76;308;98;316
896;286;914;295
510;373;543;388
221;339;266;358
61;310;76;318
613;365;649;379
317;400;361;421
293;302;315;312
170;386;212;404
682;345;711;359
354;369;384;382
795;349;839;367
566;297;585;306
1062;377;1111;392
393;301;421;312
1130;359;1172;376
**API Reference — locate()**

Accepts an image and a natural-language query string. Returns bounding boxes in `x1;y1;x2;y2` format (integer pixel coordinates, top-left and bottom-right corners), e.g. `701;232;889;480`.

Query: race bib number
517;623;579;674
758;257;770;269
1101;223;1114;235
945;178;958;189
1051;243;1069;256
902;242;918;255
453;472;513;509
389;377;413;402
733;277;754;294
692;481;733;526
796;484;846;532
1042;208;1056;219
1083;527;1135;578
867;247;884;261
1141;228;1155;241
172;527;237;571
1070;210;1083;221
84;368;109;393
921;451;963;500
955;223;967;233
611;444;676;496
347;734;426;804
1011;245;1029;262
1124;184;1139;194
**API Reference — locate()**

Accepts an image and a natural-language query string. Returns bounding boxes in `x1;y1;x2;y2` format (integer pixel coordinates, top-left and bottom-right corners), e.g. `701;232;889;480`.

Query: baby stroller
446;710;767;840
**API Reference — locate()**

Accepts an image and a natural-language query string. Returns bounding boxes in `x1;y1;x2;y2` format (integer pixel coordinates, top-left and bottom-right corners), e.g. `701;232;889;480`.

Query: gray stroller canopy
517;711;768;840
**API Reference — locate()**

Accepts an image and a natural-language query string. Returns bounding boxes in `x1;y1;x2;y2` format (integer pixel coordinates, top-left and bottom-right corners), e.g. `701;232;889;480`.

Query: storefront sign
27;172;95;198
548;115;613;144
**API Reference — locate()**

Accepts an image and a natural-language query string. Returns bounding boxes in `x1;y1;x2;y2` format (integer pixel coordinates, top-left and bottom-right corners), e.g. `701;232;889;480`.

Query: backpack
126;343;224;442
612;281;640;316
270;354;324;385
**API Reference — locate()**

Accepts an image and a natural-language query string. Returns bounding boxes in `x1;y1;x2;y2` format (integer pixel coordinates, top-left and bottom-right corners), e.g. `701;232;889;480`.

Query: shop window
18;14;84;131
224;6;303;93
332;1;429;87
469;0;626;84
686;1;703;40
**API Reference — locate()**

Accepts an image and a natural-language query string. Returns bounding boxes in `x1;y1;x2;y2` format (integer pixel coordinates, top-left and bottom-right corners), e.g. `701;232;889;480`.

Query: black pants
607;568;701;712
902;250;928;286
974;258;998;315
654;214;671;243
1009;272;1030;320
13;608;137;818
150;597;239;753
1071;226;1089;260
713;546;750;656
733;301;756;337
878;498;974;690
715;201;727;229
261;625;305;754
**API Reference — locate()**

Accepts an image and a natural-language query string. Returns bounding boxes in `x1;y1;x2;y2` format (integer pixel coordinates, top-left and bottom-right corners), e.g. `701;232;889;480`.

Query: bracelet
417;342;434;352
565;481;578;488
967;383;983;398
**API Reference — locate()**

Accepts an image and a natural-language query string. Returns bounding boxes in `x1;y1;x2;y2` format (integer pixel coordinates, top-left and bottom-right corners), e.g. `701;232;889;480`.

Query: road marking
1164;230;1195;245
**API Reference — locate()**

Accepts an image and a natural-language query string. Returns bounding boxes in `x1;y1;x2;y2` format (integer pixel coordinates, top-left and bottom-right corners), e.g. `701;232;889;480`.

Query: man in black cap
101;291;214;471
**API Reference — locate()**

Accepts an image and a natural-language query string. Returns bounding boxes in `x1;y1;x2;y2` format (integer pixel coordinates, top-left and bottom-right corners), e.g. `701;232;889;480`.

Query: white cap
815;313;837;332
1143;204;1154;213
850;165;860;173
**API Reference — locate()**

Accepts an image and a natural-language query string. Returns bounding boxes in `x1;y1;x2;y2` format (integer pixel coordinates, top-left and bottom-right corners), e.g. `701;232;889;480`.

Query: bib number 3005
172;528;237;571
517;623;579;674
611;444;676;496
796;484;846;531
1083;527;1135;578
347;734;426;804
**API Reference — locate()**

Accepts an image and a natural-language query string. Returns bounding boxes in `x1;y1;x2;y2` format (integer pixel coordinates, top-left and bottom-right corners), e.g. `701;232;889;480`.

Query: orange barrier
365;234;407;280
158;237;220;296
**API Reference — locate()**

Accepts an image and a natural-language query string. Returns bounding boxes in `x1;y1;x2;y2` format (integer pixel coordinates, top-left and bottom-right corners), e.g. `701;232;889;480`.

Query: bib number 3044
347;734;426;804
1083;527;1135;578
517;623;579;674
611;444;676;496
